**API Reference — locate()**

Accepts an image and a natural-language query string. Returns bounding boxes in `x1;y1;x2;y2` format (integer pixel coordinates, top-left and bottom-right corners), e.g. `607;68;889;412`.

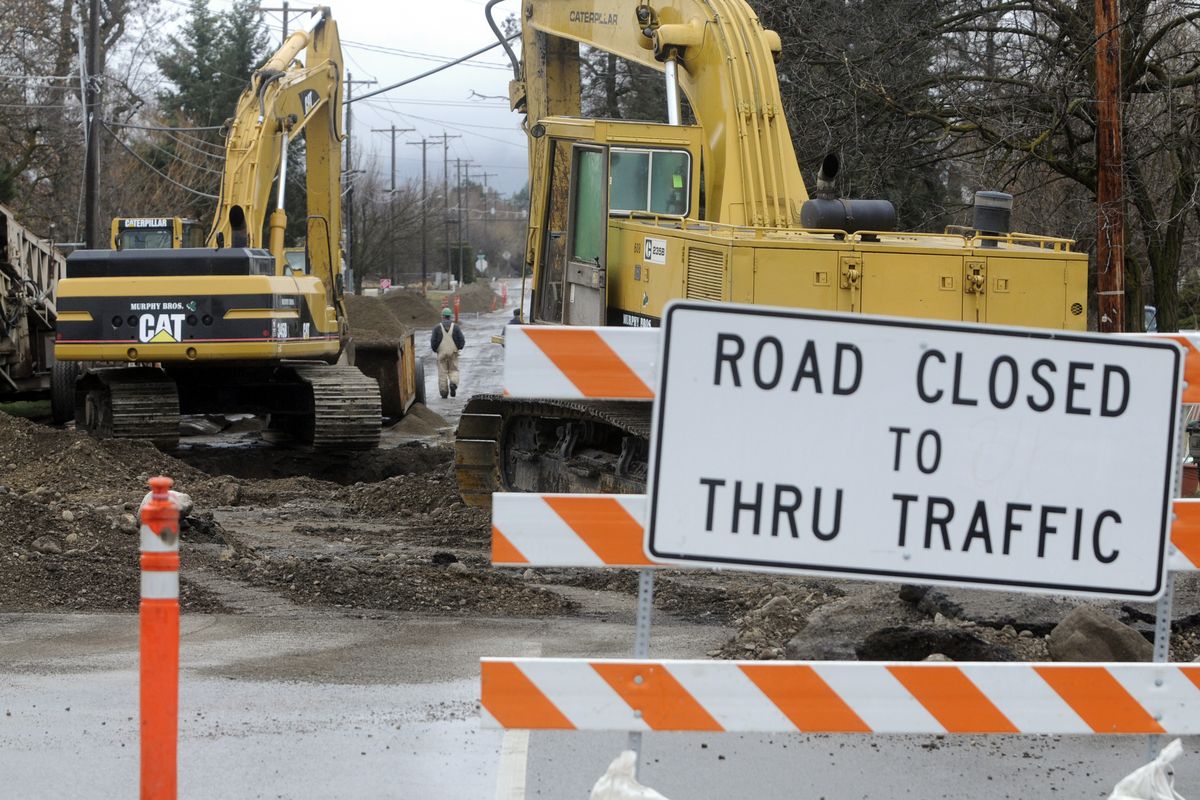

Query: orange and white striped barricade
503;325;658;400
482;659;1200;734
499;324;661;758
485;323;1200;779
492;492;1200;574
140;476;181;800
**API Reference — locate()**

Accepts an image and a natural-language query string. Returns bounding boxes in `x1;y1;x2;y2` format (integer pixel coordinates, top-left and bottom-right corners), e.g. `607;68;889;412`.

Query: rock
447;561;469;574
522;568;537;581
857;626;1018;662
214;481;241;507
924;653;953;662
1047;606;1152;662
933;612;949;626
32;536;62;555
377;552;398;563
115;514;138;535
898;584;931;604
64;532;79;545
758;595;793;616
1000;624;1017;637
218;547;235;562
918;588;1093;635
786;585;924;660
61;510;75;522
1018;629;1034;638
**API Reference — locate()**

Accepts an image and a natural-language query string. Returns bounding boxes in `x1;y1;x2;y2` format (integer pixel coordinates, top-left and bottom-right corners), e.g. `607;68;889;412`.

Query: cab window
119;229;172;249
183;225;205;248
609;148;690;217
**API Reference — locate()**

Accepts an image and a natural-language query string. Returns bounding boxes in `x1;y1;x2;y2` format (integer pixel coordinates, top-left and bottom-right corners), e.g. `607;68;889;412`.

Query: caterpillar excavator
54;8;417;449
454;0;1089;506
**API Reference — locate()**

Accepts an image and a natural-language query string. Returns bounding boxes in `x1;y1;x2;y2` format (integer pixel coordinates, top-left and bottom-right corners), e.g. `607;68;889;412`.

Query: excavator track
455;394;651;508
74;367;181;448
290;364;382;450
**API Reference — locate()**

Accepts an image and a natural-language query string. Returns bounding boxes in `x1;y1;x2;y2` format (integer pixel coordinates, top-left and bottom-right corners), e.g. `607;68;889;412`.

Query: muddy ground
2;406;1197;662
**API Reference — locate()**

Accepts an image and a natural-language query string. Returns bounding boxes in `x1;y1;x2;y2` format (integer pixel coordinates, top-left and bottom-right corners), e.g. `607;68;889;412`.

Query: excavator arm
208;7;344;300
509;0;808;228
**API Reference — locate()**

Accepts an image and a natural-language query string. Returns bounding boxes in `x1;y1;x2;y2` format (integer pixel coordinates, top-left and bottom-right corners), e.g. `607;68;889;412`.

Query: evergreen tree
154;0;274;225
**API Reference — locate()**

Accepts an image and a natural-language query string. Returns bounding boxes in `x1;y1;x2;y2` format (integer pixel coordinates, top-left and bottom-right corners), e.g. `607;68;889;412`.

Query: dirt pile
345;464;476;520
345;294;410;342
0;411;205;505
382;289;441;327
456;282;500;314
0;482;224;612
391;404;450;436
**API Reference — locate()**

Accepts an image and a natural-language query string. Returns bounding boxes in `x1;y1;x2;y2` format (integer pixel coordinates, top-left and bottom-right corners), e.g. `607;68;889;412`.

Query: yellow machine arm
510;0;807;227
208;7;343;290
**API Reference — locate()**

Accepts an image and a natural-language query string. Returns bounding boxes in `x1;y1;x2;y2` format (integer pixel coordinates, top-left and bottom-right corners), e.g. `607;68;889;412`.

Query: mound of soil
390;404;450;436
455;282;500;314
0;482;225;612
345;294;409;342
382;289;441;327
346;467;483;521
0;410;205;506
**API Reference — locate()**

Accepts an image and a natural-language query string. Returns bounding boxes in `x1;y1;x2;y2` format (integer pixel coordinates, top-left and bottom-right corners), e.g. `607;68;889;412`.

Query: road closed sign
646;302;1184;599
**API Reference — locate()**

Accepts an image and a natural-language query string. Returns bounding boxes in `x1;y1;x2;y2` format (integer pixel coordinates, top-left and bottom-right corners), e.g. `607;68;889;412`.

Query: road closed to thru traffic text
646;302;1184;599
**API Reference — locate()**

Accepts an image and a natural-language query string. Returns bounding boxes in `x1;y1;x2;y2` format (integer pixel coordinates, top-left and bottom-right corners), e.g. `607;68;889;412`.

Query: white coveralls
436;322;462;397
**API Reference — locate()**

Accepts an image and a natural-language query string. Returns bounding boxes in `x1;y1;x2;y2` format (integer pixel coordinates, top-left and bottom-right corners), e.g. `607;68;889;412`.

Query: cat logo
138;313;185;343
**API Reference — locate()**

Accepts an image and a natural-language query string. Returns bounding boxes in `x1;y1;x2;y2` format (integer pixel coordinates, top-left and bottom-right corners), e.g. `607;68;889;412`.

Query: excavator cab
530;120;702;327
111;218;205;250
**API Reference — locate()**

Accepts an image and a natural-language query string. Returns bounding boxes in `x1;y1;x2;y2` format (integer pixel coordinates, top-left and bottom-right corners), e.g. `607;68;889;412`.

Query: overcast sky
209;0;530;196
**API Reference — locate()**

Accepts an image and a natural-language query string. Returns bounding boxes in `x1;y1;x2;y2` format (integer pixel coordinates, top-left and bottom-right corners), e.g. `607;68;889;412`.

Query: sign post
646;303;1183;600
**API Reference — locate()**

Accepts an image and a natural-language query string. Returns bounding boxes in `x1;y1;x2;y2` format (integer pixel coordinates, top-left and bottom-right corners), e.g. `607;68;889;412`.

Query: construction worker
498;308;523;348
430;307;466;398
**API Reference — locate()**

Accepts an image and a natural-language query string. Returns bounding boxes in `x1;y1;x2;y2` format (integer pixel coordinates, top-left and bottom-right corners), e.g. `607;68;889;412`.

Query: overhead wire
106;120;226;132
102;123;218;199
347;35;518;104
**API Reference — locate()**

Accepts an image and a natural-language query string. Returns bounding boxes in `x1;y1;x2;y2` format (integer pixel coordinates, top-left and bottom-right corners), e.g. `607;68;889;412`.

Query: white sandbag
1108;739;1187;800
138;489;193;520
589;751;671;800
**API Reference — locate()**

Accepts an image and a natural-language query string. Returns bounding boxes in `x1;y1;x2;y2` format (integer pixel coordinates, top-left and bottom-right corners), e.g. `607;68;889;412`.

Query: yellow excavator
54;8;417;449
454;0;1088;506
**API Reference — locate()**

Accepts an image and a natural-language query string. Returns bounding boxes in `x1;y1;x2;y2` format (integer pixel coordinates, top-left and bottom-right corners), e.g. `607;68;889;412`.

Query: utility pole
1095;0;1124;332
407;139;431;293
258;4;310;45
455;159;470;285
84;0;100;249
428;132;460;283
344;72;376;292
475;170;498;245
463;166;490;280
372;125;414;283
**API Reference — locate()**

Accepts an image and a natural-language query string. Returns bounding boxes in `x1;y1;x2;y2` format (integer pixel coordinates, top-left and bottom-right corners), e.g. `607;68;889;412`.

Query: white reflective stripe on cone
140;570;179;599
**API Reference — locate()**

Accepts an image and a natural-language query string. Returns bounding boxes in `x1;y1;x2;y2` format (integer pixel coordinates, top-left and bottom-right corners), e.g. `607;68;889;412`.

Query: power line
259;23;513;70
106;121;226;132
347;35;518;104
102;123;218;199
